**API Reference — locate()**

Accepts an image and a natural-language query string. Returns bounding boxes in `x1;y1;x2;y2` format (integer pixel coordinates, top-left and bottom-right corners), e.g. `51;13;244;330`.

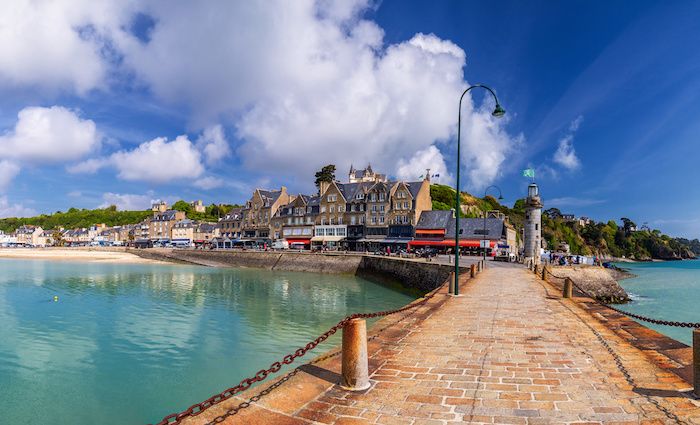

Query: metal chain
152;282;446;425
540;266;700;328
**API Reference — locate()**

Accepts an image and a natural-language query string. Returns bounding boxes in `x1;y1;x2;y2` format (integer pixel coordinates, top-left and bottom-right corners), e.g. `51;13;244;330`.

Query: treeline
0;201;241;233
0;206;152;233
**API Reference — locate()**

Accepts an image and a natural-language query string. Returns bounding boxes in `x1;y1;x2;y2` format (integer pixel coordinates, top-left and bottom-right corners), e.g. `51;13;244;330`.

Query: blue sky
1;0;699;238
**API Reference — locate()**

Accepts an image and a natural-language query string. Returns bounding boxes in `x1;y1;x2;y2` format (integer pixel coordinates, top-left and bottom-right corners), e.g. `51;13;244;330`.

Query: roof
152;209;181;221
197;223;217;232
258;189;283;205
405;181;424;198
416;211;506;240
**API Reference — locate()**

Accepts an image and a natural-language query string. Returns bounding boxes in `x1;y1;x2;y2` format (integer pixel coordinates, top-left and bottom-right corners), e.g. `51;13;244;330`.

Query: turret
523;183;543;265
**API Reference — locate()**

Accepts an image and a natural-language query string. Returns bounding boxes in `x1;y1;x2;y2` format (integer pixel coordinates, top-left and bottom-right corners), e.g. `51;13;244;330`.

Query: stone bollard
541;265;547;280
477;261;481;272
341;318;370;391
694;329;700;398
563;278;573;298
448;272;456;294
470;264;476;278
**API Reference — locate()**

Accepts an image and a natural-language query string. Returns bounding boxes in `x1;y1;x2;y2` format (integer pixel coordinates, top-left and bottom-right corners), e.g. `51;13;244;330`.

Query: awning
409;239;496;248
416;229;445;235
286;238;311;244
382;238;411;244
311;236;345;242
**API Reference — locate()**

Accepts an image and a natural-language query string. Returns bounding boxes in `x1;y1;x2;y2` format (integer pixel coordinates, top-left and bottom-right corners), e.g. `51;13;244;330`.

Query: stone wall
129;249;454;294
543;265;630;303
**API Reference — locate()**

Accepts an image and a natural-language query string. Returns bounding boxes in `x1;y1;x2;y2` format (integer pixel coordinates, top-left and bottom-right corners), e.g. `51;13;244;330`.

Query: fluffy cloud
2;1;523;191
110;136;204;183
0;196;36;218
0;161;20;192
99;192;154;210
553;116;583;171
0;1;135;94
0;106;100;163
396;146;452;184
196;125;231;165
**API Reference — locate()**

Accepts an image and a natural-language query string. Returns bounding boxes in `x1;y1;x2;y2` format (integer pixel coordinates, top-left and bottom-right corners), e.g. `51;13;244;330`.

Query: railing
533;263;700;397
151;264;482;425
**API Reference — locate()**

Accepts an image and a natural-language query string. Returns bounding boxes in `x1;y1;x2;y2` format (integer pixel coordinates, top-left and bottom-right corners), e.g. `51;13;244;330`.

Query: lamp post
453;85;505;296
482;185;503;264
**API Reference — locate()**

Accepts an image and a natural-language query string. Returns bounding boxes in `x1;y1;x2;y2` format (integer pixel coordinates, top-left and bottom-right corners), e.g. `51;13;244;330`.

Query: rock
548;266;630;304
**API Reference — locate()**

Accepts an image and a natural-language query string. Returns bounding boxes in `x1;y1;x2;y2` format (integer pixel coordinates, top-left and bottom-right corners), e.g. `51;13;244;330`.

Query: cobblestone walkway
295;264;699;424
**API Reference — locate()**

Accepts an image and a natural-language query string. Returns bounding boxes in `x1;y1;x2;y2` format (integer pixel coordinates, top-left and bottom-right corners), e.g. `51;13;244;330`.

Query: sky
1;0;700;238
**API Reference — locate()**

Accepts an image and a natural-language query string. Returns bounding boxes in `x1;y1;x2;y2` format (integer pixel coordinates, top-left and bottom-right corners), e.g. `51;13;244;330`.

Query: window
355;193;364;199
372;205;377;212
338;205;344;213
535;223;539;230
379;193;385;201
380;205;385;212
379;215;385;224
320;205;326;213
403;201;409;209
360;216;365;224
316;227;325;236
330;205;335;213
327;228;335;236
370;193;376;201
371;216;377;224
327;194;336;202
351;216;356;225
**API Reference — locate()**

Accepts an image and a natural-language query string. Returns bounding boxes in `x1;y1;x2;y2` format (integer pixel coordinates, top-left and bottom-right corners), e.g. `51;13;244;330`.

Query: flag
419;174;424;179
433;173;440;177
522;168;535;178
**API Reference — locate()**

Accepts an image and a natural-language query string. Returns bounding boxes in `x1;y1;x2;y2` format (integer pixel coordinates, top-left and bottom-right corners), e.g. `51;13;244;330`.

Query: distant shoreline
0;248;169;264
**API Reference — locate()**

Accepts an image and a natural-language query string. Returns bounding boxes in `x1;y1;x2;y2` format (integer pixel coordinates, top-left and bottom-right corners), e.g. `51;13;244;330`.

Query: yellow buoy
53;295;59;302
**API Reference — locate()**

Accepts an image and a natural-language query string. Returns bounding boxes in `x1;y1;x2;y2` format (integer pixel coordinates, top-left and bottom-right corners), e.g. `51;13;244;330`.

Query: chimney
319;181;331;195
425;169;431;181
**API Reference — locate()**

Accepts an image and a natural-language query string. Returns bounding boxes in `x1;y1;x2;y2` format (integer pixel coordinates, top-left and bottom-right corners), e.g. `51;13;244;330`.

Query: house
194;222;218;245
218;208;243;240
348;164;387;183
63;228;90;245
190;200;206;213
272;194;316;248
171;219;195;243
149;210;186;242
410;210;514;256
578;216;591;227
240;187;291;243
152;201;168;213
0;230;17;246
14;225;45;246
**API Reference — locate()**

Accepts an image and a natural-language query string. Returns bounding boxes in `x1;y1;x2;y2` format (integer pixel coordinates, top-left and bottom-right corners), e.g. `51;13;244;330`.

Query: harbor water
615;259;700;346
0;259;415;425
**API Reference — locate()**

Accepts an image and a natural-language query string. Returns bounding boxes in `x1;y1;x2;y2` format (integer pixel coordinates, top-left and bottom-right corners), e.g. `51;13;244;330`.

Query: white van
271;240;289;250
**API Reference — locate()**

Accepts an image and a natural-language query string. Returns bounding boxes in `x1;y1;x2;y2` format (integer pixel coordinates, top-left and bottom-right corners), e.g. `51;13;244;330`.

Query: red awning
408;239;496;248
415;229;445;235
286;238;311;244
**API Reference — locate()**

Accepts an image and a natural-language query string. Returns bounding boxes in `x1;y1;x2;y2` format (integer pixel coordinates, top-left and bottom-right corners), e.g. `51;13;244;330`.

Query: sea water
615;259;700;345
0;258;414;425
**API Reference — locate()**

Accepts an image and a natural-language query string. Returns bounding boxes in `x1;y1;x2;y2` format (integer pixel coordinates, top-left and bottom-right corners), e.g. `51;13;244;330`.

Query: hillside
0;201;240;233
429;184;699;261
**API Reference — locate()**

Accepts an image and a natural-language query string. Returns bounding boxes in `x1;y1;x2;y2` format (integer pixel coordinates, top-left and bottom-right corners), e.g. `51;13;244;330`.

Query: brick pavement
184;263;700;424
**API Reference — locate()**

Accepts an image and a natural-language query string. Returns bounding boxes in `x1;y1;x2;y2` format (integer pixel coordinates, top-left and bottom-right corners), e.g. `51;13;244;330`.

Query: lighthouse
523;183;543;265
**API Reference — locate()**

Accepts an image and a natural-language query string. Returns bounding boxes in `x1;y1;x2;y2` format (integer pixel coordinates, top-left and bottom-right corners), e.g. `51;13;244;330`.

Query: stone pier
181;263;700;424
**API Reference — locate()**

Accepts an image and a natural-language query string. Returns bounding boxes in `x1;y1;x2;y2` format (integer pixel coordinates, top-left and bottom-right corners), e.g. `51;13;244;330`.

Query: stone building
523;183;543;265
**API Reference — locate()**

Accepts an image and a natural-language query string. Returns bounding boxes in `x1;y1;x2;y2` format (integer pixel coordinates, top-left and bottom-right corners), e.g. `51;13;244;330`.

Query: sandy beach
0;248;168;264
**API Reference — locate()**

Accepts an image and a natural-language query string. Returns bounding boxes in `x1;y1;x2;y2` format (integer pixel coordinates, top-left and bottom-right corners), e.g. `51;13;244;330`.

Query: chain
539;266;700;328
152;282;446;425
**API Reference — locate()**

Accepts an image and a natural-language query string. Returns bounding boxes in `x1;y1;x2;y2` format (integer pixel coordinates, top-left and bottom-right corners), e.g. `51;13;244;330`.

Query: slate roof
416;211;505;240
406;181;424;198
259;189;283;205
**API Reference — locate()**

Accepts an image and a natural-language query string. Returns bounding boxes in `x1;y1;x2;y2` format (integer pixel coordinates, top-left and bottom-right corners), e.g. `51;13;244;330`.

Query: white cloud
193;176;224;190
109;136;204;183
396;145;452;185
0;2;523;190
67;190;83;198
553;116;583;171
545;197;605;208
0;106;100;163
553;135;581;171
0;1;135;94
0;196;36;218
0;161;20;192
66;158;108;174
99;192;154;211
196;125;230;165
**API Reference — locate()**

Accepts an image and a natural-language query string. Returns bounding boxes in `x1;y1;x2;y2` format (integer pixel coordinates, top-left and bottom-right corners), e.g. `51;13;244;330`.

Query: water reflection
0;258;414;425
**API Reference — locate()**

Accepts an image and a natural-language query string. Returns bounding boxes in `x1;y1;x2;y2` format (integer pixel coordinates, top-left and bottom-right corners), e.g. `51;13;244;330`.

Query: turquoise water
0;259;414;425
615;259;700;345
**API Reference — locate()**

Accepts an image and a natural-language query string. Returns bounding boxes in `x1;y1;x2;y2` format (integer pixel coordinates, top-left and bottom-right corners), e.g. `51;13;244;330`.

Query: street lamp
453;85;505;296
482;185;503;263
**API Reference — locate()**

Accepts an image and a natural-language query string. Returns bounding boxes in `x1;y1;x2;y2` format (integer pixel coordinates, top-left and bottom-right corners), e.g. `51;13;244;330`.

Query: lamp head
492;104;506;118
498;195;504;200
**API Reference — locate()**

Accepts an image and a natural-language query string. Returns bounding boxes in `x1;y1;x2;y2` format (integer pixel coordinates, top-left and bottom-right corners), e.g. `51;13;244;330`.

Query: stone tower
523;183;543;265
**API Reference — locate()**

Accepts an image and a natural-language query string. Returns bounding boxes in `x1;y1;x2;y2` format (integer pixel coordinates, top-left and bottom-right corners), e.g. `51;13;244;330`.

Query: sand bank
0;248;168;264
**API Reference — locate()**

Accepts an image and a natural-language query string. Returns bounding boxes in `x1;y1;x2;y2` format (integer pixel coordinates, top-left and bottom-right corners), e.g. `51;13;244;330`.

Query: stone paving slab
183;264;700;424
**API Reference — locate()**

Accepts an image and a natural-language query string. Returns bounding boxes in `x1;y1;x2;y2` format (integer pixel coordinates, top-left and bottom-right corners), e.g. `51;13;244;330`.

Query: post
470;264;476;278
476;261;481;272
693;329;699;398
449;271;456;294
341;318;370;391
541;265;547;280
563;278;573;298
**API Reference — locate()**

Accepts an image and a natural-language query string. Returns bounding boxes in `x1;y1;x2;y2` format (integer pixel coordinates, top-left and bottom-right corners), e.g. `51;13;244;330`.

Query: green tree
314;164;336;191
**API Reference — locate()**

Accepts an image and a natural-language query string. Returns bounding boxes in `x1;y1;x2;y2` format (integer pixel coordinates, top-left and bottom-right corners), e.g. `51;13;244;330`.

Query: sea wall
129;249;454;293
544;265;630;303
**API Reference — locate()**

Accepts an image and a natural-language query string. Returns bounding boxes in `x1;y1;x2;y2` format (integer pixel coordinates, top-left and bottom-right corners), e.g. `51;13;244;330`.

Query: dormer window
355;193;364;199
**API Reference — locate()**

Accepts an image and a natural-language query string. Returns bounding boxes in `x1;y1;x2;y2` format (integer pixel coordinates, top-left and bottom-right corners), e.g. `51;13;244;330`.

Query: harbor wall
129;249;454;293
